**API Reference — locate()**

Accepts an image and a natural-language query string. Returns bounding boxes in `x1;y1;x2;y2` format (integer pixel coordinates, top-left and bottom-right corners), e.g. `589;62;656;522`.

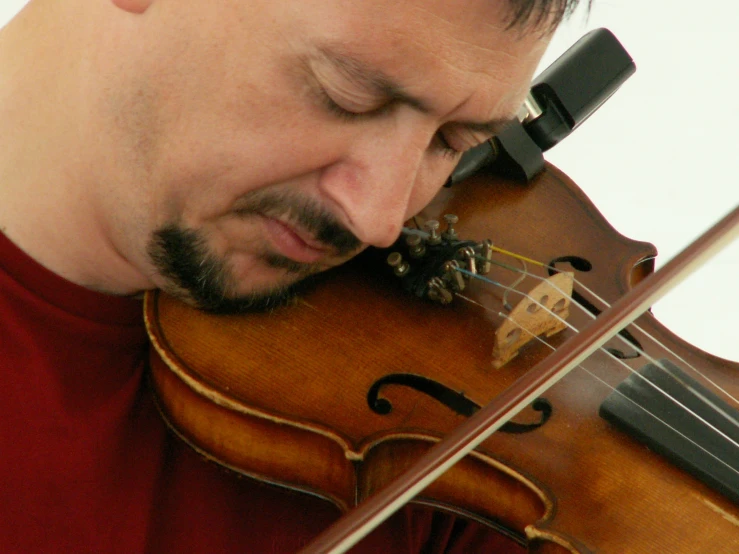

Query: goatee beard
147;224;301;314
145;189;361;314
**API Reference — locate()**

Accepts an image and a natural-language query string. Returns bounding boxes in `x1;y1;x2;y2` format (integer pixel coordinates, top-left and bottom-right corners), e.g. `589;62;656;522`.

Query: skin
0;0;552;312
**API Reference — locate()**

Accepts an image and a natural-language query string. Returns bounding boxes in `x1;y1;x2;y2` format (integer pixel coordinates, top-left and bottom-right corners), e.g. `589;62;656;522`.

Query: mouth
260;215;334;264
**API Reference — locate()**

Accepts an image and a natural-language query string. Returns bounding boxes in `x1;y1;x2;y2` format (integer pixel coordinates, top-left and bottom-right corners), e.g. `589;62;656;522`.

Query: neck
0;0;154;295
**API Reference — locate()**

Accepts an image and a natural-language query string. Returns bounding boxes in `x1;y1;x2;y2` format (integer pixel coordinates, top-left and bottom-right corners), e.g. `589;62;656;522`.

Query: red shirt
0;231;519;553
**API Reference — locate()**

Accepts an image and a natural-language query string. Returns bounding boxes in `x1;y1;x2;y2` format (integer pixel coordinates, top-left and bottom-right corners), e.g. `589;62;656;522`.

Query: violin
144;163;739;552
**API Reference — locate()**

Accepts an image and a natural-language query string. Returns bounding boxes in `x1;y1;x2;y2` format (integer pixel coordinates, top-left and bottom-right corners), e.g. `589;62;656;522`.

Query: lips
260;215;331;264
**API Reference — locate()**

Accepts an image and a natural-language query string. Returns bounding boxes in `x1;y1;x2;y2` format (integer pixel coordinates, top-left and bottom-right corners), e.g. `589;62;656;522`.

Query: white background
2;1;737;361
539;2;738;363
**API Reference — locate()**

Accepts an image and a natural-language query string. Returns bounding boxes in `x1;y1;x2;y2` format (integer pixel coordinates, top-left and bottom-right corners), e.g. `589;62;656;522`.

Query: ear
110;0;155;14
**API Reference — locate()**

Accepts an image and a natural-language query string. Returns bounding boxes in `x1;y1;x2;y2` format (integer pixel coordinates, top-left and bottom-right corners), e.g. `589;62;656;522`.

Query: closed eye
431;132;463;160
319;86;393;121
317;81;464;164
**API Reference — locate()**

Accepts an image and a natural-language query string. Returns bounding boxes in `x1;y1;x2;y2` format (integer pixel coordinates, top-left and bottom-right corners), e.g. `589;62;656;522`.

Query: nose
318;124;442;248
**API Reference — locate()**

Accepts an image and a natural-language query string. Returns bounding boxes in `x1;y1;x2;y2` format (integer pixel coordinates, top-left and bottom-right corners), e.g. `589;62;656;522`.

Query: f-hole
548;255;642;359
367;373;552;435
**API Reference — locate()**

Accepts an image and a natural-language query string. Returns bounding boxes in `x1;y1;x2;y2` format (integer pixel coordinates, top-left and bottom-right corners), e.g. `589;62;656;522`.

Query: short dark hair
505;0;591;32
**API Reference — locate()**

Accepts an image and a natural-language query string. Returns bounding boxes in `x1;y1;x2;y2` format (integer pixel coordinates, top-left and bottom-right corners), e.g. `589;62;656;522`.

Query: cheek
149;64;325;194
152;96;351;226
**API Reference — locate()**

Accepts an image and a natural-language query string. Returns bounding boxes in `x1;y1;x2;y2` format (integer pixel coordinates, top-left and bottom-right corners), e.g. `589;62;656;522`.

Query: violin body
145;164;739;552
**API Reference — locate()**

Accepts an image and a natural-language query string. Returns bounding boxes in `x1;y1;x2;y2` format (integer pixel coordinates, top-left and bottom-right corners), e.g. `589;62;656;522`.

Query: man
0;0;581;551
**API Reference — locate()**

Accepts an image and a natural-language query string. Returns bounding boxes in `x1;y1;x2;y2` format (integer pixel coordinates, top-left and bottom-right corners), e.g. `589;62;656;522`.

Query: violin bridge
491;272;574;369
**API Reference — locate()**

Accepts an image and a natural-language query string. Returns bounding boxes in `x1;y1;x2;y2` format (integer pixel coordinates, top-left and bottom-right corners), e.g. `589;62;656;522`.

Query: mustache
233;189;362;256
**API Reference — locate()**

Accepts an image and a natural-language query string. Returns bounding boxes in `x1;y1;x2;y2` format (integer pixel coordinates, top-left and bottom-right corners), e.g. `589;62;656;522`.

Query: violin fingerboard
599;359;739;505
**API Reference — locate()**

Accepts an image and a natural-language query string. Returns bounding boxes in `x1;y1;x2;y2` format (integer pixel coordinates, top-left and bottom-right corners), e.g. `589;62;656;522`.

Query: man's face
117;0;550;312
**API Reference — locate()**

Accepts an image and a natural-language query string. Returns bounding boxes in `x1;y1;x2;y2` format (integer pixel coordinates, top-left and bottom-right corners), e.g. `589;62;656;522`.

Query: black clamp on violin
447;27;636;185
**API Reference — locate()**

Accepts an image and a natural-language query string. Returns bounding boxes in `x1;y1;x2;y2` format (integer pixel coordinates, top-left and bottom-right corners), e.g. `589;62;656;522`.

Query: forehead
282;0;550;119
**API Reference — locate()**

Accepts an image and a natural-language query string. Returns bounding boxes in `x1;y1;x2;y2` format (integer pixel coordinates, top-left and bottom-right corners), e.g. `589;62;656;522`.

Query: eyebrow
315;47;513;136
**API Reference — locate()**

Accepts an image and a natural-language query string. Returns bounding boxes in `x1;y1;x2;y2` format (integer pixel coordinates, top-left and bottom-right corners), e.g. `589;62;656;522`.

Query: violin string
457;288;739;479
456;268;739;442
501;258;527;312
454;269;739;460
530;256;739;407
475;251;739;408
398;226;738;415
475;260;739;436
485;249;739;404
459;263;739;436
453;285;739;479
